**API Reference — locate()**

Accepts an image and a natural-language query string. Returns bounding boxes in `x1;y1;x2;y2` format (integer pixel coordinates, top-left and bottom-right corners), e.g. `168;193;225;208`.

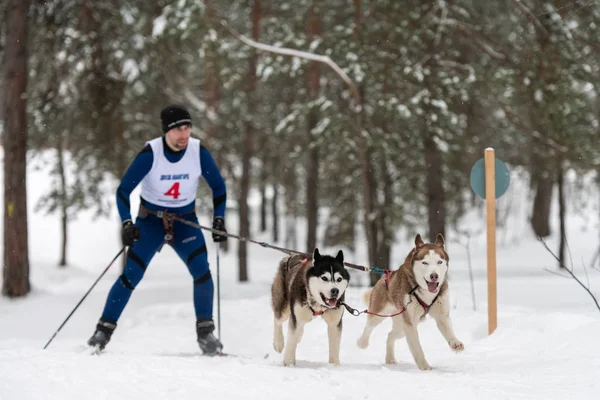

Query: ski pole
216;243;221;340
43;247;126;350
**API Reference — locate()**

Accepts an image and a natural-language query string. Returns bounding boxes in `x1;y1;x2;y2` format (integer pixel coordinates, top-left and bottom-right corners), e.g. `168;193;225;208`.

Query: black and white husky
271;248;350;366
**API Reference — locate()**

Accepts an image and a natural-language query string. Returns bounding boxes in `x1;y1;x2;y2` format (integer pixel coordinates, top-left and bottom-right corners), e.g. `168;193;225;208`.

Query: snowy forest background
3;0;600;298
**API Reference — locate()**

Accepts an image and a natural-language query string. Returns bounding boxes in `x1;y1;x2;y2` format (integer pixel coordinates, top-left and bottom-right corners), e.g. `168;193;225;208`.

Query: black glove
212;217;227;242
121;220;140;247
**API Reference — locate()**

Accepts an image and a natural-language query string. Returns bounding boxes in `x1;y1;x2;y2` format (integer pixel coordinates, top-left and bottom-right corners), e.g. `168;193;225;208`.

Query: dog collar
306;289;338;316
309;306;325;316
307;295;336;316
309;302;340;316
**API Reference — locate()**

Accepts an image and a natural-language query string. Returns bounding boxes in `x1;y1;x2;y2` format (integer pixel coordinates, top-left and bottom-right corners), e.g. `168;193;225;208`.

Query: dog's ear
415;233;425;248
435;233;445;247
335;250;344;263
313;248;321;260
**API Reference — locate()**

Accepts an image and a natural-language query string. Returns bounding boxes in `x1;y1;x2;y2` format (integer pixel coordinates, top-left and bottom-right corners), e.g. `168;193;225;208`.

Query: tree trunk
527;6;557;240
112;79;126;270
557;163;566;269
239;143;251;282
2;0;31;297
531;174;553;237
284;168;297;250
424;133;446;241
57;142;68;267
305;1;320;252
362;108;379;286
238;0;261;282
201;0;226;254
202;0;221;146
305;123;318;252
271;131;282;243
375;154;393;270
259;167;267;232
372;32;395;278
272;183;279;243
351;0;378;285
0;83;4;123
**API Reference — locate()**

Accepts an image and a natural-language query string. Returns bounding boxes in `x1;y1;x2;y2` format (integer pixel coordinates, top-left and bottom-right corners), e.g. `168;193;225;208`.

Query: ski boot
87;319;116;351
196;319;223;355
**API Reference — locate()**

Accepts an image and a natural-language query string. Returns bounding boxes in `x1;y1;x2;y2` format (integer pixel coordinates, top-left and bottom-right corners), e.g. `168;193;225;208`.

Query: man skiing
87;104;228;355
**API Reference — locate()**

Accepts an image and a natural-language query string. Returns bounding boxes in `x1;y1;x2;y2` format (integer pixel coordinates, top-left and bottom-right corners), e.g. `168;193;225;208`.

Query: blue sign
470;157;510;199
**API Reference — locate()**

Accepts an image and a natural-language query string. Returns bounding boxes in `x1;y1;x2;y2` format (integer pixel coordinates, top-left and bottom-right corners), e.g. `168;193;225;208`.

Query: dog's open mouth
425;280;439;293
320;293;338;307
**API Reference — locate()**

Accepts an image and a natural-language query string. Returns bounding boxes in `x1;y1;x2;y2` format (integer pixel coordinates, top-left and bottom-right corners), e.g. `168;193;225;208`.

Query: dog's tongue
327;298;337;307
427;281;439;293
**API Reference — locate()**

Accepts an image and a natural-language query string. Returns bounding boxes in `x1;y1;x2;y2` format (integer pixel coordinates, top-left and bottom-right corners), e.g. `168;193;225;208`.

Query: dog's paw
283;357;296;367
273;325;284;352
417;361;433;371
356;335;369;349
273;340;284;353
449;339;464;352
385;356;397;365
329;357;340;366
273;333;284;353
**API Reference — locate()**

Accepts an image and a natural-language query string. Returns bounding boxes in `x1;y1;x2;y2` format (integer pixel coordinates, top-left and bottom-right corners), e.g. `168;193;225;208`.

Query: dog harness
410;286;440;316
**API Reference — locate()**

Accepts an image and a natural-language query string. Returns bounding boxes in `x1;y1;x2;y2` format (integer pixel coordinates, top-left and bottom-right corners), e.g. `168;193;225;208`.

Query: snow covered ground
1;152;600;399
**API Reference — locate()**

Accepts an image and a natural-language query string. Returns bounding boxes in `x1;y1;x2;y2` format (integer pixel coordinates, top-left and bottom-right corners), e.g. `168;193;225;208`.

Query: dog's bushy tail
362;288;373;306
271;256;290;315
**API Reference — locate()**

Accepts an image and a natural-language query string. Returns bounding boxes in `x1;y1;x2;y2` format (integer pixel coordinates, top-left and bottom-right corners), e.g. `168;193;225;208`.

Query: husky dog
357;233;464;370
271;248;350;366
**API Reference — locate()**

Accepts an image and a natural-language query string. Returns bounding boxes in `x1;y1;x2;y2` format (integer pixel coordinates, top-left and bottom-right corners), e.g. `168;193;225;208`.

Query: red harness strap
410;288;440;315
386;272;439;313
384;270;391;288
413;293;432;311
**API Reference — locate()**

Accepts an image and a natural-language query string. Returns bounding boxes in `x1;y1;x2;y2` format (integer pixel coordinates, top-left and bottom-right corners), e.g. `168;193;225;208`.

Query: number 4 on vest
164;182;181;199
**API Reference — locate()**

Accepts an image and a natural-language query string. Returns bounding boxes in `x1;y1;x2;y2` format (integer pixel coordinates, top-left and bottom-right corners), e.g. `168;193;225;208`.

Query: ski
80;346;268;360
204;351;234;357
203;351;269;359
76;344;104;356
83;347;232;358
89;344;104;356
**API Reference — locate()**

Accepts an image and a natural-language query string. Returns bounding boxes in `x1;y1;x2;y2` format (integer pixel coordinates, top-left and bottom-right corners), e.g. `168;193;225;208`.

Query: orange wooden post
485;148;497;335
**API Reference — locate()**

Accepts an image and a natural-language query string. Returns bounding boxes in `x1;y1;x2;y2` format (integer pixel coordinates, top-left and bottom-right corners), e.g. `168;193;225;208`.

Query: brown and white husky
356;233;464;370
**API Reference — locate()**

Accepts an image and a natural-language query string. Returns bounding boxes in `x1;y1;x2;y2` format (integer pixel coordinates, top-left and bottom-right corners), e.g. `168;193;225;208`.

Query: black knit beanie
160;104;192;133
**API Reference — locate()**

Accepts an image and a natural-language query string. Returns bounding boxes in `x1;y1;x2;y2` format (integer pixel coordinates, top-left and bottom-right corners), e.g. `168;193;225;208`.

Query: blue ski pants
100;212;213;324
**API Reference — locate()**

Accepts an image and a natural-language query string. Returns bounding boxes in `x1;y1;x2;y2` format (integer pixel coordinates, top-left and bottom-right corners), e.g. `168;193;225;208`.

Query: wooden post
485;148;497;335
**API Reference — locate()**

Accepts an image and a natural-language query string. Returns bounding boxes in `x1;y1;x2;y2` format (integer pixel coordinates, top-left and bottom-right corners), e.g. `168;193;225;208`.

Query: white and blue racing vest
140;137;202;208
